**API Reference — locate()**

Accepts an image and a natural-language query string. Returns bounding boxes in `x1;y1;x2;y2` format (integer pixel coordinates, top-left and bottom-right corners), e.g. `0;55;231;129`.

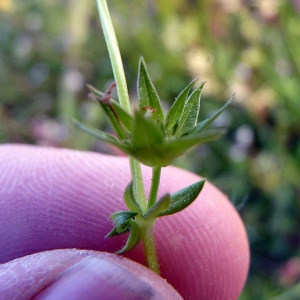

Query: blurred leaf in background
1;0;300;298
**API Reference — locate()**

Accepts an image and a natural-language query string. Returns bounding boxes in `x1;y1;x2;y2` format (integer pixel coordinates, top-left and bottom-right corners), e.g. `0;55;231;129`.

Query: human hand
0;145;249;299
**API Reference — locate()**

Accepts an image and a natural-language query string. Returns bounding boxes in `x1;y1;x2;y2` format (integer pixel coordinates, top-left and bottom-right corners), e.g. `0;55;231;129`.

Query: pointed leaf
74;119;156;166
105;226;123;238
110;211;138;228
174;82;205;137
129;127;225;167
131;111;164;152
72;119;128;152
124;181;142;213
158;179;206;216
106;223;131;238
115;220;141;254
86;83;105;99
110;100;133;132
138;57;164;123
165;79;197;135
97;98;134;137
87;84;133;138
191;95;234;135
106;211;138;237
144;193;171;220
159;128;226;165
97;100;127;139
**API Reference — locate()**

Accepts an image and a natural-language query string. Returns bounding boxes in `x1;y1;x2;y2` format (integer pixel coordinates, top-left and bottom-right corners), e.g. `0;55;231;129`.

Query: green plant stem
96;0;147;212
96;0;160;274
148;167;161;209
139;220;160;274
96;0;130;112
129;158;147;213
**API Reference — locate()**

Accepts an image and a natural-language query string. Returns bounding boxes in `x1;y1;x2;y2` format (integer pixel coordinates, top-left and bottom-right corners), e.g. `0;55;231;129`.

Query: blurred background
1;0;299;298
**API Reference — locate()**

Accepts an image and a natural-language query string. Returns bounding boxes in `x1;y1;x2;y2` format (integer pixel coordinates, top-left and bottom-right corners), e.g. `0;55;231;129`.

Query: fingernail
34;257;156;300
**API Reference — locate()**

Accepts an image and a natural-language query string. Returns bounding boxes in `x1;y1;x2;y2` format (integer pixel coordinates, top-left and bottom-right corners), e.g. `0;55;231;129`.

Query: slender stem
96;0;147;212
148;167;161;209
140;221;160;274
96;0;130;112
96;0;160;274
129;158;147;213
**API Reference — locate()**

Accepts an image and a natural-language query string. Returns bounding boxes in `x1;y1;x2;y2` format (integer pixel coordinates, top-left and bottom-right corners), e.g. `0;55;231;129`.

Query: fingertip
34;256;177;300
0;250;182;300
0;145;131;261
0;145;249;299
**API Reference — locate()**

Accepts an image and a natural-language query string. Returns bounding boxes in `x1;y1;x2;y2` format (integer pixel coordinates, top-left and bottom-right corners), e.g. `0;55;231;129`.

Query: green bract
73;57;233;167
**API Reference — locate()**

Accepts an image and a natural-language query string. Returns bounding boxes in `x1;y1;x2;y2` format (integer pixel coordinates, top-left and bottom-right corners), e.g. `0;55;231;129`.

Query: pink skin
0;145;249;299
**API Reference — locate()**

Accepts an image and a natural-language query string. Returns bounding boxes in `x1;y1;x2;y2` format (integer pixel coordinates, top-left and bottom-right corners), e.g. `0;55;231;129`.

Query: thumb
0;249;182;300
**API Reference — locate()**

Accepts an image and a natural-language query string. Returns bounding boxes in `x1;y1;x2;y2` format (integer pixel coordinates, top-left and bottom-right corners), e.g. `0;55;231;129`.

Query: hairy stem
140;220;160;274
148;167;161;209
129;158;147;213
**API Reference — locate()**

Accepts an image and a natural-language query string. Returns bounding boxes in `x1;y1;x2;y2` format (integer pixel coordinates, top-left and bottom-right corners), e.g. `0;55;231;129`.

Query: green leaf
87;84;133;138
129;127;225;167
97;100;127;139
158;179;206;216
106;226;123;238
165;79;197;135
144;193;171;220
86;83;105;98
110;211;138;228
174;82;205;137
124;181;142;213
110;100;133;132
160;128;226;164
131;111;164;153
72;119;128;152
191;95;234;135
115;220;141;254
137;57;164;123
106;211;138;237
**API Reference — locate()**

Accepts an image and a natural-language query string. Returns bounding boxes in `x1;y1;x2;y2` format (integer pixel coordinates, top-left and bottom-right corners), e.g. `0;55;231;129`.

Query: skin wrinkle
0;145;249;300
2;150;123;253
1;146;130;259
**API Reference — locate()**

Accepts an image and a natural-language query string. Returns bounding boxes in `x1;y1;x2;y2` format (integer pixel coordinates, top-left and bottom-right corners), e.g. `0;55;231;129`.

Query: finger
0;145;249;299
0;249;182;299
